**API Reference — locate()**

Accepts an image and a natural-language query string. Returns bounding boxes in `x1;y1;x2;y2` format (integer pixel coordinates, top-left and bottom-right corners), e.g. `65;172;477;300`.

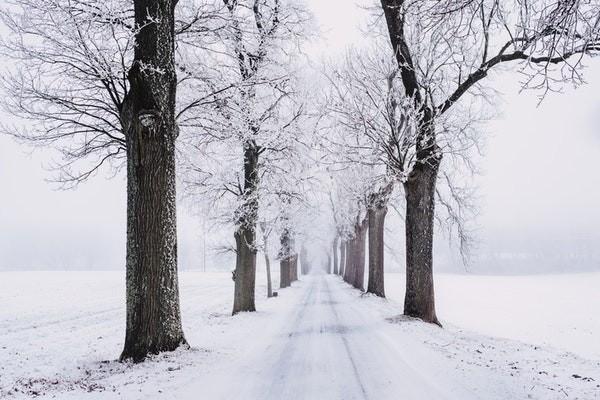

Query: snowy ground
386;272;600;360
0;271;599;399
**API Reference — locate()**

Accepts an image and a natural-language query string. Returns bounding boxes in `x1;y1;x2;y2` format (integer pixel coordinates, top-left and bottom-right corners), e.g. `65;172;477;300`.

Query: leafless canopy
0;0;134;186
380;0;600;115
0;0;229;187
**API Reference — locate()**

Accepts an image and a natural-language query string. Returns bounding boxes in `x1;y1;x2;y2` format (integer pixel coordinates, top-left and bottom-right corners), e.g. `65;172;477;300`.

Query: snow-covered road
168;274;479;400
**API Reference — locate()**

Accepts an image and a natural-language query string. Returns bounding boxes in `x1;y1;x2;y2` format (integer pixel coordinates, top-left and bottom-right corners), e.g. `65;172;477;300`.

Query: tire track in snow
165;273;478;400
322;276;369;400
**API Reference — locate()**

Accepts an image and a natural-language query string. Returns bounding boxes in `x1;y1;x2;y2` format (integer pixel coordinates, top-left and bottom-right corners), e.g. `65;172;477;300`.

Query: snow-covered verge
358;291;600;399
390;315;600;399
0;271;599;399
385;272;600;359
0;271;293;399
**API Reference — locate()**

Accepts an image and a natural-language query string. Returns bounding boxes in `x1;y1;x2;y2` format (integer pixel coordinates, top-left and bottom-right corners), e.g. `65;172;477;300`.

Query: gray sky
1;0;599;272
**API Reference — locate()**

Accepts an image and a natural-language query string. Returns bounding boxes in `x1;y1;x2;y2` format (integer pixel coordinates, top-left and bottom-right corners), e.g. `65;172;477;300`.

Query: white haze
1;0;599;273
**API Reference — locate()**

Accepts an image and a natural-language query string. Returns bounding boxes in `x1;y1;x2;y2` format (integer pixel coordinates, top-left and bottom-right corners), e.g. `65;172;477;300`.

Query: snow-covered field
1;270;599;399
387;272;600;360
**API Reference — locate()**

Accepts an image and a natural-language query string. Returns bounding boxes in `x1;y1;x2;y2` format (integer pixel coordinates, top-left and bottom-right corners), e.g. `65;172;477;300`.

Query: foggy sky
1;0;599;272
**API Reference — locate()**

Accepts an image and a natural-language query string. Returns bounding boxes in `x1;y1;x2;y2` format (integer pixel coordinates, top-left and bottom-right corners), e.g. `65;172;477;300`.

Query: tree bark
232;146;260;314
279;227;292;288
280;258;291;288
342;239;352;282
259;222;273;298
343;238;353;283
352;218;368;291
339;240;346;277
264;250;273;298
332;236;339;275
403;160;441;325
233;226;257;312
120;0;186;363
289;234;298;282
367;206;387;297
300;245;309;275
281;259;290;287
291;254;298;282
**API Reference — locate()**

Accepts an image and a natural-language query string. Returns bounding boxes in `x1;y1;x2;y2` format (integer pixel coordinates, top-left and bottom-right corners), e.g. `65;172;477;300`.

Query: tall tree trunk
343;238;354;284
264;251;273;298
233;227;257;312
367;205;387;297
366;184;393;297
339;240;346;277
403;160;441;325
120;0;186;363
290;234;298;282
232;146;259;314
332;236;339;275
292;254;299;281
352;218;368;291
259;222;273;298
295;256;299;280
279;227;292;288
300;245;309;275
280;259;291;288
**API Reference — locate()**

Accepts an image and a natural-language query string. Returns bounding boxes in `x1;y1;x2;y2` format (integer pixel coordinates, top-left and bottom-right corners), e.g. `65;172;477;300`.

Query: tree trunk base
404;311;442;327
233;228;257;315
403;159;441;328
352;217;368;291
120;338;188;363
367;206;387;298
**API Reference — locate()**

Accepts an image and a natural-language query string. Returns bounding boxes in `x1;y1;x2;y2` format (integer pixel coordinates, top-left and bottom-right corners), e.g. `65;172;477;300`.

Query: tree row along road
167;274;478;400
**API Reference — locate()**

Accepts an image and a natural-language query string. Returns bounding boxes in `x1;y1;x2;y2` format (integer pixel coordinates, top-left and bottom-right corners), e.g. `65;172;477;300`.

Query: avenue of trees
1;0;599;361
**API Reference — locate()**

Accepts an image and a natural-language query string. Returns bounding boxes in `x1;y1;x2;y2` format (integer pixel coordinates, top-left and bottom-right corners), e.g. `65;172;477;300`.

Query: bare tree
258;153;313;292
180;0;308;313
259;221;274;297
273;183;313;286
278;209;294;288
325;166;371;290
0;0;224;361
322;43;487;301
324;48;416;296
224;0;283;312
378;0;600;324
0;0;132;185
118;0;188;362
328;186;345;277
0;0;221;184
